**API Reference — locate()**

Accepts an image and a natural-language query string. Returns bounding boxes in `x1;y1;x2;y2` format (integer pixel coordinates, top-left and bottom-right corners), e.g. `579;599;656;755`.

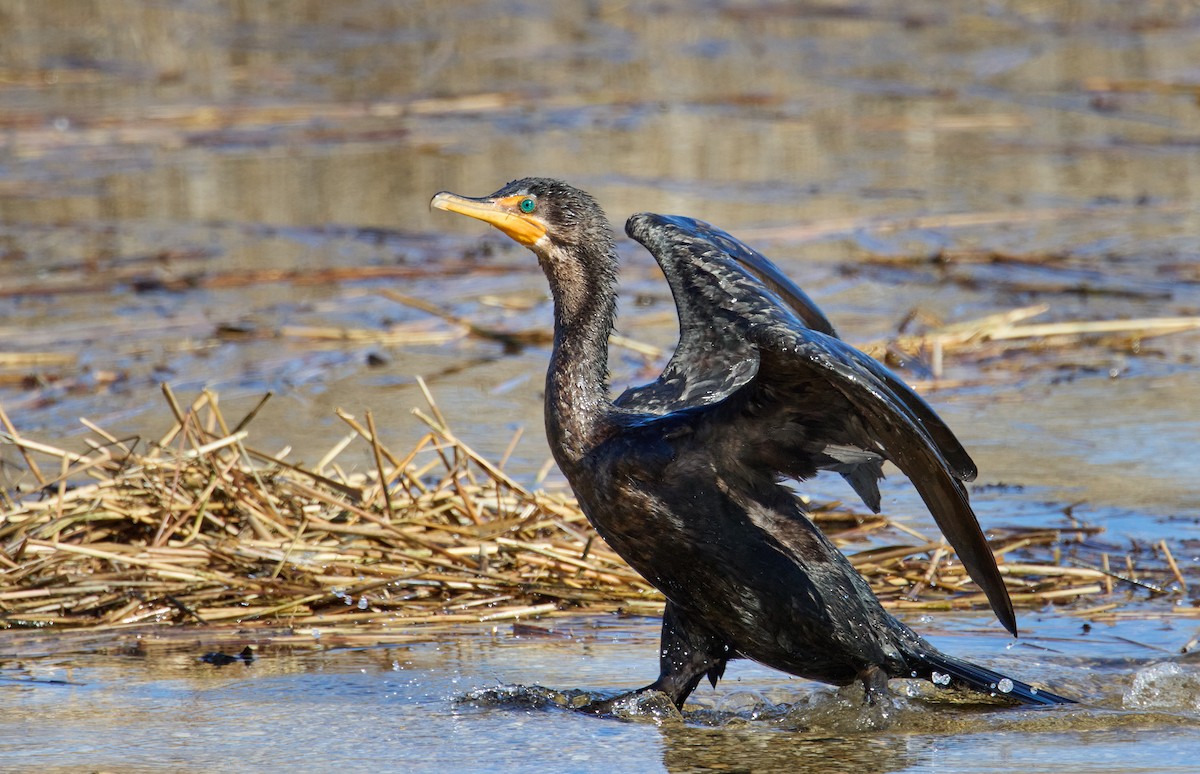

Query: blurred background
2;1;1198;522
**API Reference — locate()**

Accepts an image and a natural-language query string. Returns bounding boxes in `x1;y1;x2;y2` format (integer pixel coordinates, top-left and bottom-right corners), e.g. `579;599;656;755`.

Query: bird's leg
578;602;733;713
582;602;732;716
857;664;891;706
647;601;734;708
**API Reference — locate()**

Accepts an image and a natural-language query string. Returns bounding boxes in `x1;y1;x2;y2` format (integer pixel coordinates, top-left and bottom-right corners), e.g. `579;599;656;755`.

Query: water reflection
5;2;1200;228
660;725;917;773
4;617;1200;772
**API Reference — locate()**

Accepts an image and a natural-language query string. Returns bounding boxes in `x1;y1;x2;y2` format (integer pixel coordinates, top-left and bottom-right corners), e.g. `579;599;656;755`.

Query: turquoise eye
519;197;536;213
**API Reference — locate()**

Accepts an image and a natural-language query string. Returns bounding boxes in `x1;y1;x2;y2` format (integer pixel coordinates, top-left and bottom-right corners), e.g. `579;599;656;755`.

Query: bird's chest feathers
571;437;728;563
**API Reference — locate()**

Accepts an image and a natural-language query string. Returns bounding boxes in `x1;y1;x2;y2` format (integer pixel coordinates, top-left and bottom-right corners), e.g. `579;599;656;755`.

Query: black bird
614;214;978;517
431;178;1072;707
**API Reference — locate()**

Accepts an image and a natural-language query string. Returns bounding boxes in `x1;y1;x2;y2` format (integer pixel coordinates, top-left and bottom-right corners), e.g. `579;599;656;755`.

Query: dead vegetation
858;303;1200;380
1;380;1193;635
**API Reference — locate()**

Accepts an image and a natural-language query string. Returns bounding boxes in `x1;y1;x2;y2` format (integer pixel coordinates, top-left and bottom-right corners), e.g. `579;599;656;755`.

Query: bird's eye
519;197;536;213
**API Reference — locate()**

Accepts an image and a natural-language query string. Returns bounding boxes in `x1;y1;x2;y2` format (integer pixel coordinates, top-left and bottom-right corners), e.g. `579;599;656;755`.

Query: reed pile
0;384;1191;633
858;304;1200;380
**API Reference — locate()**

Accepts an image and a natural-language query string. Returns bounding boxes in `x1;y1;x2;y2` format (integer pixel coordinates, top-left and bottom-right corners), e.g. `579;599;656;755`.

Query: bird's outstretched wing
616;214;834;413
625;213;976;484
619;214;883;506
624;214;1015;635
654;215;839;337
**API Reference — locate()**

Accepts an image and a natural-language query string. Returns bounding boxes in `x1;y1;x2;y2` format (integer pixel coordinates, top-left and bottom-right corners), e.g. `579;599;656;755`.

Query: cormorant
614;213;978;519
431;178;1073;707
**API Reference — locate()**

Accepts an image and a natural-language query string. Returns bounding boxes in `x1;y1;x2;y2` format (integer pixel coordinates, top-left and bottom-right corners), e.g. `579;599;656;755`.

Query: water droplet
311;628;321;639
932;671;951;686
358;595;368;610
997;678;1014;694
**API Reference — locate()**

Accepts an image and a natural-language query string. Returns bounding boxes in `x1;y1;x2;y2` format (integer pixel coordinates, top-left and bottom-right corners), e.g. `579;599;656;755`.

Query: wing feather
623;214;1016;635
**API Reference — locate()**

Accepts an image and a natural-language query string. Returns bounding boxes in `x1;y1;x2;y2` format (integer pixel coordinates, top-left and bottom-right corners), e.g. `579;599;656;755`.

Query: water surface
3;2;1200;770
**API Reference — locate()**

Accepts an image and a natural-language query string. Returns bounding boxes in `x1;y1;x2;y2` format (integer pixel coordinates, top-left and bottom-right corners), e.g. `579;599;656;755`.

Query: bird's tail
917;650;1075;706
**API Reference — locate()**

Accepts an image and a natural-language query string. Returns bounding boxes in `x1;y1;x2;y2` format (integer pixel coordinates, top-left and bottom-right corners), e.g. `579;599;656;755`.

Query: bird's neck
539;240;618;467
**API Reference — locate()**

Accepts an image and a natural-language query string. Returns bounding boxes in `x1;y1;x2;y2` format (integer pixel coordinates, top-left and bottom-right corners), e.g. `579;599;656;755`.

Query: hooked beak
431;191;547;247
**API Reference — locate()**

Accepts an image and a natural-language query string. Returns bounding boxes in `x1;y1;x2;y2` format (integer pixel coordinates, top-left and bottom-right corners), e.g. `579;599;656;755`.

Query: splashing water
1124;663;1200;711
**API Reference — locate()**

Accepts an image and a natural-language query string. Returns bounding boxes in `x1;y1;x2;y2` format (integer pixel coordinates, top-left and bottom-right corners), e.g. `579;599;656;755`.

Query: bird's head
431;178;609;254
432;178;619;329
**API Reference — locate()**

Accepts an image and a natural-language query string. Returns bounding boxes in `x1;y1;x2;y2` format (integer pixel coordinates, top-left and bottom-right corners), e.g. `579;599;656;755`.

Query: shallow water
3;614;1200;773
3;1;1200;770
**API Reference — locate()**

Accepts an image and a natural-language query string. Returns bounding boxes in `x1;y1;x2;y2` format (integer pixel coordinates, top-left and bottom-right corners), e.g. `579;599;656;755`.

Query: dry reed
0;385;1190;633
861;304;1200;379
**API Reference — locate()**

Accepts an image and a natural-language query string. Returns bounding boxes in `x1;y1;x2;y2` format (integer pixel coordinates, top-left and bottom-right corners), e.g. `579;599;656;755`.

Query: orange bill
431;192;546;246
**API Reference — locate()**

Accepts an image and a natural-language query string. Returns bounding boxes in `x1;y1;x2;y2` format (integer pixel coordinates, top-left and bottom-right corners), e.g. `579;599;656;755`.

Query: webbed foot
577;687;683;723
